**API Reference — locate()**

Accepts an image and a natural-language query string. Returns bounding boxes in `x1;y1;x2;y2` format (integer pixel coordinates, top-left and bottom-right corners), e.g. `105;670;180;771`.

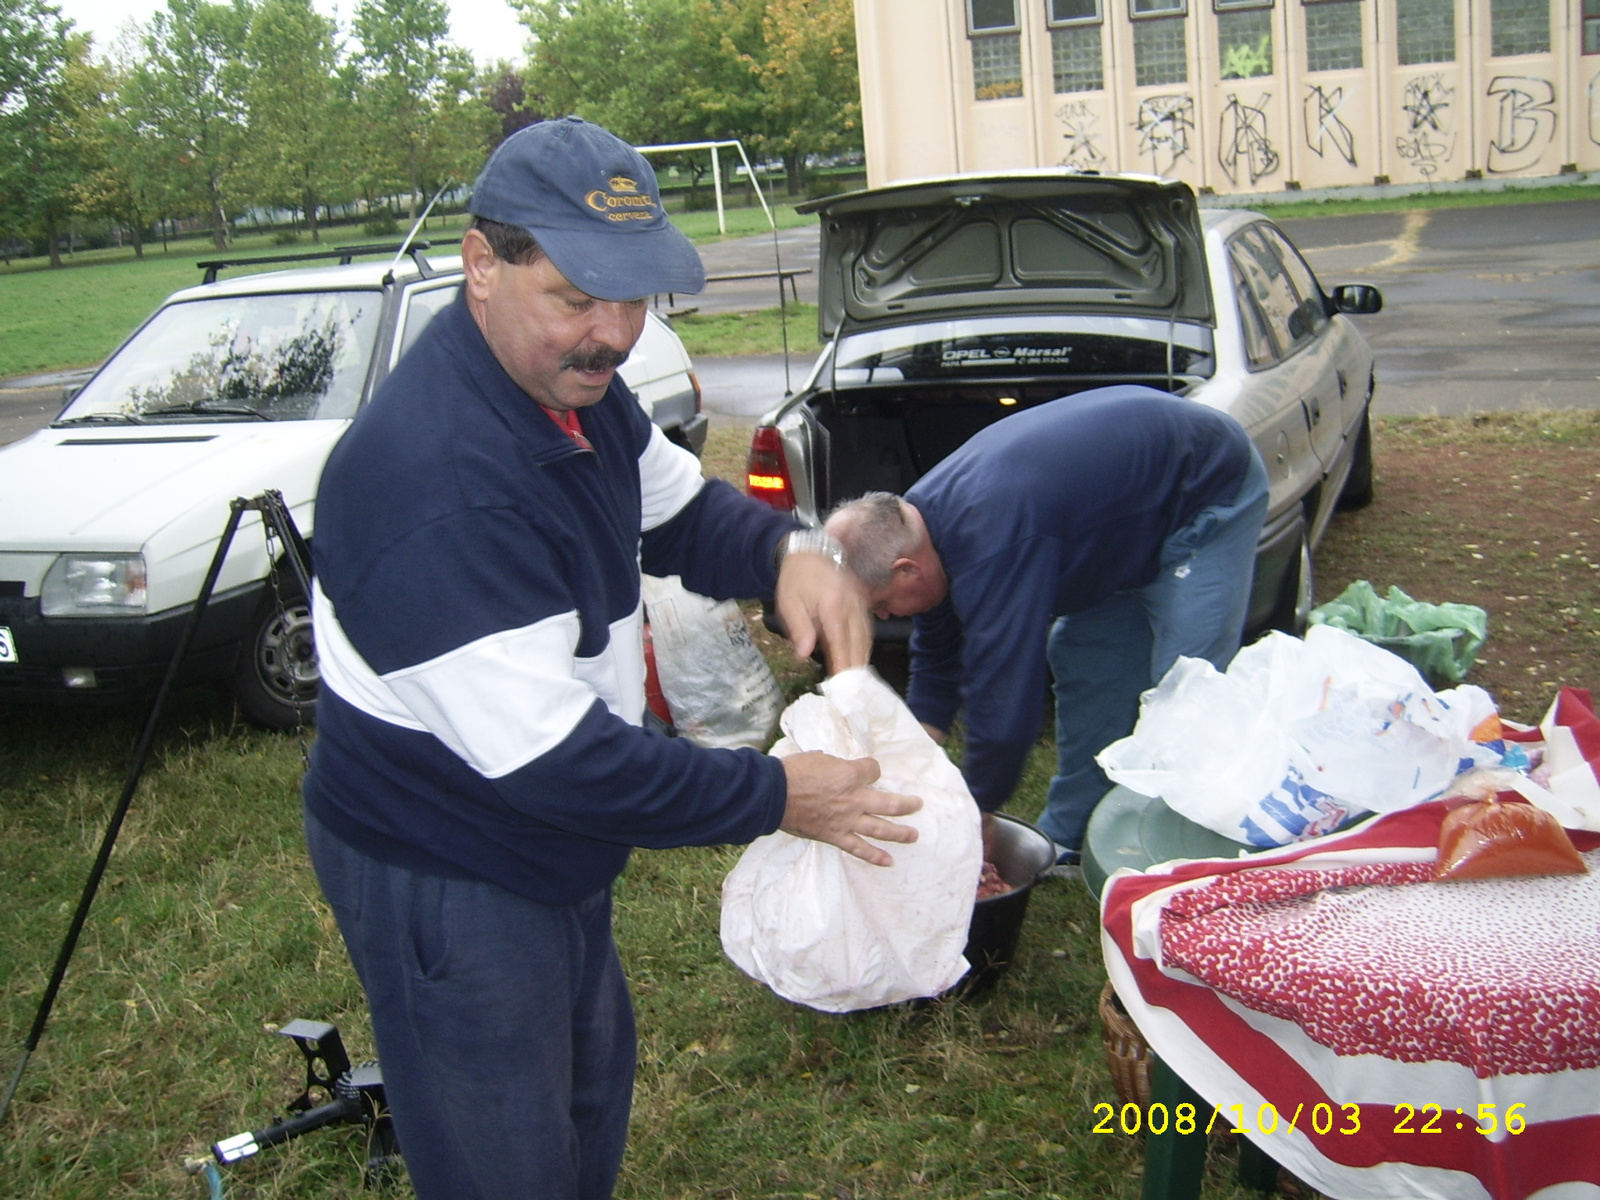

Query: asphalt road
4;197;1595;444
1276;198;1600;416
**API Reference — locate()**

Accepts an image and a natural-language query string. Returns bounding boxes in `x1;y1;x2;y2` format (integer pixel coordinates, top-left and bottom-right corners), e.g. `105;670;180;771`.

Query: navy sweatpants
304;807;636;1200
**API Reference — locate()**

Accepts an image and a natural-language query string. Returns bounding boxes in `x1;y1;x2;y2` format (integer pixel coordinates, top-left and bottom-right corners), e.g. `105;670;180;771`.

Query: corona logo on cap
585;174;658;222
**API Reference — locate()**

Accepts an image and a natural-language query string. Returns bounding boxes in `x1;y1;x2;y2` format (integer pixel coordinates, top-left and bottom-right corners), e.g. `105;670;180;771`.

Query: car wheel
233;585;318;729
1268;531;1315;635
1338;410;1374;511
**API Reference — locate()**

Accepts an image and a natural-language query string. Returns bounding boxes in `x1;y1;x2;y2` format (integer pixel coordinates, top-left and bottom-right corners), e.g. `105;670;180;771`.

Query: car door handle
1336;369;1348;398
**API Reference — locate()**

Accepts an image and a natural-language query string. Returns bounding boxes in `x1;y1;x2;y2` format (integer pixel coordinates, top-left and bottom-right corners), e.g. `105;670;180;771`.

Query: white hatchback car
0;244;705;727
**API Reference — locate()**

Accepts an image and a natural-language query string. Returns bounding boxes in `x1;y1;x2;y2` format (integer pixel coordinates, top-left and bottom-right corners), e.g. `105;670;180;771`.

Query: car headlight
40;553;149;617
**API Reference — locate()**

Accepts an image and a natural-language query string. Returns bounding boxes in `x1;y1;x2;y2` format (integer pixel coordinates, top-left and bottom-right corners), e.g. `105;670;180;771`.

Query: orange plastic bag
1434;794;1589;881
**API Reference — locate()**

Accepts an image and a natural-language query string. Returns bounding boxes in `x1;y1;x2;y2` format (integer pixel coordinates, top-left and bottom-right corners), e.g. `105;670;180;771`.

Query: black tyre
1268;531;1315;635
1338;409;1374;511
233;586;318;729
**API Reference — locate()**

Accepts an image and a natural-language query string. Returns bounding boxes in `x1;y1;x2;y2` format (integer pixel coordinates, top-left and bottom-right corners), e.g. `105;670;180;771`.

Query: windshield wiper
53;412;148;426
141;401;272;421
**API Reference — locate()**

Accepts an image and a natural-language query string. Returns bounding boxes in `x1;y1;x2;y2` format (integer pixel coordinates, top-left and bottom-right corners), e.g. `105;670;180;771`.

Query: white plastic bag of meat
720;668;984;1012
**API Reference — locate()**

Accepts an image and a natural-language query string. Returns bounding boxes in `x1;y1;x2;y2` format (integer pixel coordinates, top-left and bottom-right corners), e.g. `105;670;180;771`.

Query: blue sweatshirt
303;293;795;906
904;386;1252;811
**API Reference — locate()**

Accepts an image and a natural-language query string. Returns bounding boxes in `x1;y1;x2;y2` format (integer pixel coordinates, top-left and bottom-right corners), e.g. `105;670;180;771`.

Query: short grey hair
827;492;915;589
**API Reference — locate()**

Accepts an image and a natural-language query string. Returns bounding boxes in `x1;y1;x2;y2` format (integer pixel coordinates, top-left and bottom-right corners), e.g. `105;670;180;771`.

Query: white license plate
0;626;17;664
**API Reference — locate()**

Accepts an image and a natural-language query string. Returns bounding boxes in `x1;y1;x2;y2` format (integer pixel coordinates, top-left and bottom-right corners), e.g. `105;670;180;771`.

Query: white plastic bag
1097;624;1503;847
720;668;984;1012
640;574;782;750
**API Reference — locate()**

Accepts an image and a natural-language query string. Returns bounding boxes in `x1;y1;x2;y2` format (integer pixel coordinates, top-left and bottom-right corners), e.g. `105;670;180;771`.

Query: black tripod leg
0;499;250;1128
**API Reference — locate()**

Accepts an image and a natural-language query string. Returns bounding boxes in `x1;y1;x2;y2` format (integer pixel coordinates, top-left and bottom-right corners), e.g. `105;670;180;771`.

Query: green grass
6;416;1597;1197
0;205;816;381
672;303;822;358
0;693;1264;1200
1224;178;1600;219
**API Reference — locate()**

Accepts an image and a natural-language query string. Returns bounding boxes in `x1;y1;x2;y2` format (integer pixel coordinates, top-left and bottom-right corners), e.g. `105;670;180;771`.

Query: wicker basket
1098;980;1153;1109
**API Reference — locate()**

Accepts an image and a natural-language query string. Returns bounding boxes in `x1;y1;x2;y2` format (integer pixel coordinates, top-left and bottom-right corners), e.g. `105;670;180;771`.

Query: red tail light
746;426;796;510
688;370;702;414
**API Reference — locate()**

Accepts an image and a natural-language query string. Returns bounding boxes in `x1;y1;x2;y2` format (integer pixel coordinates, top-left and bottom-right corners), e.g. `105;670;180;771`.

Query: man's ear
890;557;919;580
461;228;496;295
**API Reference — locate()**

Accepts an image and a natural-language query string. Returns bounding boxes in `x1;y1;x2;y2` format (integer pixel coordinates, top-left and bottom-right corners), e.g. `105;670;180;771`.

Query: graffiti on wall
1396;73;1455;178
1218;93;1279;185
1056;99;1108;171
1590;73;1600;146
1487;76;1557;174
1304;84;1357;167
1135;95;1195;175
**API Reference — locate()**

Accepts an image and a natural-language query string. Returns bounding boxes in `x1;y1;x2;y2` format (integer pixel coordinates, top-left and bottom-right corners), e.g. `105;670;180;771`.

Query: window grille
1489;0;1549;55
1052;25;1105;89
1219;8;1274;77
1396;0;1455;63
1134;17;1189;84
1304;0;1363;71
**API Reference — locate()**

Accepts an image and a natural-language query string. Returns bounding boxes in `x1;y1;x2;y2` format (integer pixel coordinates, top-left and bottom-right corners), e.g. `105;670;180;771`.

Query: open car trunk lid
800;171;1213;340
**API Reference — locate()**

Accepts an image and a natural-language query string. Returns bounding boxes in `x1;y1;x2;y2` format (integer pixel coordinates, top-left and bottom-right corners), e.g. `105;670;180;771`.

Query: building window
1586;0;1600;52
1396;0;1455;63
1052;26;1105;89
969;0;1024;99
1304;0;1363;71
1218;7;1274;77
1133;17;1189;84
1489;0;1549;55
1048;0;1102;21
1130;0;1187;15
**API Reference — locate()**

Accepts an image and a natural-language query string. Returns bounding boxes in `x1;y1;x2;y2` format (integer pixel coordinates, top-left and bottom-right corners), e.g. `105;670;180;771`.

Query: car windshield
57;290;382;425
830;316;1214;385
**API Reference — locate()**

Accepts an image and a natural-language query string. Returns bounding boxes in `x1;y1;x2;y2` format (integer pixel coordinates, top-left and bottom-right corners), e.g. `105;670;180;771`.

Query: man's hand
774;550;872;674
919;721;947;745
780;751;921;867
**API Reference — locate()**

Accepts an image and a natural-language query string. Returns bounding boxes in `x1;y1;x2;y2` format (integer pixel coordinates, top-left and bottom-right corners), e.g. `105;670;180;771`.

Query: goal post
633;139;775;237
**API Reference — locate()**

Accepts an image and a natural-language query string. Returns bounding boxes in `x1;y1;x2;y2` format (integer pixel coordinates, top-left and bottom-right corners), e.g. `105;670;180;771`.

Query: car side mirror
1331;284;1383;315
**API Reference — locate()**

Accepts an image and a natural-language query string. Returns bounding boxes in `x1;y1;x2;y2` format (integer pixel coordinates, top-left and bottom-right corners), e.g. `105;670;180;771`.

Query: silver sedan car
743;171;1382;639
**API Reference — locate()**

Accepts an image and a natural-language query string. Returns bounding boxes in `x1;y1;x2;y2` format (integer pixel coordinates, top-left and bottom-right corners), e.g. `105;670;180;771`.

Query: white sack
640;574;782;750
720;668;984;1012
1097;624;1502;847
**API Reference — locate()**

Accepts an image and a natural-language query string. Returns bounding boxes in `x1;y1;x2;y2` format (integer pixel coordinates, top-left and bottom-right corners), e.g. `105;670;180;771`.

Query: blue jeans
304;807;636;1200
1035;446;1269;853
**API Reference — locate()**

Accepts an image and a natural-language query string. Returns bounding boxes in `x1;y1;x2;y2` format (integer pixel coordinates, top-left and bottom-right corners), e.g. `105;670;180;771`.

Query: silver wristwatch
780;527;848;571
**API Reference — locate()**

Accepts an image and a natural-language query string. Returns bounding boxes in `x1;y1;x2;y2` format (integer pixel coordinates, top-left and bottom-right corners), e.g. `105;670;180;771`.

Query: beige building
854;0;1600;192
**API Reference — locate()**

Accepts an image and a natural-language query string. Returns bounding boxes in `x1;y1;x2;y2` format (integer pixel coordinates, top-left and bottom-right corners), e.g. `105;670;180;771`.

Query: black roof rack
194;238;462;285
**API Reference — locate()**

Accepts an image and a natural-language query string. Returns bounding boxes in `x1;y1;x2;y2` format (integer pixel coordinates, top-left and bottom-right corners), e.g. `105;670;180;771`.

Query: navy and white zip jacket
904;386;1253;812
303;293;795;907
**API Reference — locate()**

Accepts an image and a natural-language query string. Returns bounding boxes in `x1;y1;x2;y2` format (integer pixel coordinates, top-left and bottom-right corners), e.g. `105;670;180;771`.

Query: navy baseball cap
467;116;706;301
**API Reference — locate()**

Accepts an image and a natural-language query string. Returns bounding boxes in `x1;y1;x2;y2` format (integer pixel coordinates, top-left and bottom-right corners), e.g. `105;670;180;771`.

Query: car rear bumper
0;581;265;702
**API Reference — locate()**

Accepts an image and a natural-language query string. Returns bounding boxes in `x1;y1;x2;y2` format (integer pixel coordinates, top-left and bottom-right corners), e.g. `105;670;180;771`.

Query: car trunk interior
810;379;1185;514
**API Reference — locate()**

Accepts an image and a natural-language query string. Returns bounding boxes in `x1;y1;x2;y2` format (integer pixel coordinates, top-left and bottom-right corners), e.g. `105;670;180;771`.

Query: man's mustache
561;346;630;373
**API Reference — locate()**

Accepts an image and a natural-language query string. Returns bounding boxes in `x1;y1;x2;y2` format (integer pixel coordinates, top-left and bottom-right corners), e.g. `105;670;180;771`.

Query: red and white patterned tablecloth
1101;803;1600;1200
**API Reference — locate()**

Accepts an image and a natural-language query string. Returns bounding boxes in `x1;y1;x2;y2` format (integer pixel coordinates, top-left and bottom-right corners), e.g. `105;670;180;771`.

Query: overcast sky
53;0;531;69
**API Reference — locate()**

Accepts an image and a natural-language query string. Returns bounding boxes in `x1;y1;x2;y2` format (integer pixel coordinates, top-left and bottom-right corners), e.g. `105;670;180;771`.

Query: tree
353;0;489;221
753;0;860;195
481;63;545;147
72;55;166;258
0;0;90;265
243;0;347;240
519;0;756;150
134;0;254;250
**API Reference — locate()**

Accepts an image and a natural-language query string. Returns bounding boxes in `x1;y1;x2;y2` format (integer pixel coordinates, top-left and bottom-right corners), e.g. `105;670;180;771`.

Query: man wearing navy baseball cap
302;116;920;1199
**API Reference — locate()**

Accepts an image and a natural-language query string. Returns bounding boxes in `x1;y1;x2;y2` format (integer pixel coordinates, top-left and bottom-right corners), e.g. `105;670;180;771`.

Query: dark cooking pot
955;813;1057;997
